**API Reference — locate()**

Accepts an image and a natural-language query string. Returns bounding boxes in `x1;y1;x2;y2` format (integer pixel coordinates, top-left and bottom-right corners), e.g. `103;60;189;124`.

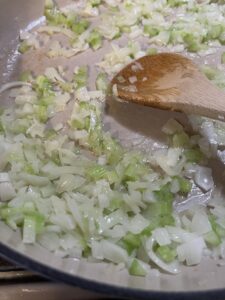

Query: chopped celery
156;245;177;263
23;163;35;175
109;196;123;211
209;215;225;239
183;34;202;53
103;135;123;165
172;132;190;147
72;19;90;35
167;0;187;7
143;25;159;37
87;30;102;50
201;66;217;80
129;259;147;276
221;52;225;64
207;24;223;40
143;184;175;228
87;165;108;180
44;0;54;9
18;41;31;54
35;75;53;97
90;0;102;6
37;105;48;123
122;232;141;254
74;66;88;89
184;149;203;163
204;230;221;247
147;48;158;56
175;176;192;194
96;72;108;92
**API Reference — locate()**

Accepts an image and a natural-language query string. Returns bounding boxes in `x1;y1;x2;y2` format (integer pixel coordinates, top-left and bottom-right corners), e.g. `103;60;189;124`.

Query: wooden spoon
111;53;225;121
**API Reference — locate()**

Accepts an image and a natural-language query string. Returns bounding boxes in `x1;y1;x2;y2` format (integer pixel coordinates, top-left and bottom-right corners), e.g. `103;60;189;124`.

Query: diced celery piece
87;30;102;50
96;72;108;92
175;176;192;194
183;33;202;52
35;75;53;96
144;25;159;37
207;24;223;40
201;66;217;80
103;135;123;165
37;105;48;123
184;149;203;163
147;48;158;56
204;230;221;247
123;232;141;254
90;0;102;6
109;196;123;211
156;245;176;263
23;163;35;175
18;41;31;54
72;19;90;34
45;0;54;9
167;0;187;7
221;52;225;64
87;165;107;180
74;66;88;89
129;259;147;276
172;132;190;147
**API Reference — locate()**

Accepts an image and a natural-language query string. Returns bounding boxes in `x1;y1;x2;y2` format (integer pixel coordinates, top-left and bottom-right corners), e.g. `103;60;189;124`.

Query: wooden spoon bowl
111;53;225;120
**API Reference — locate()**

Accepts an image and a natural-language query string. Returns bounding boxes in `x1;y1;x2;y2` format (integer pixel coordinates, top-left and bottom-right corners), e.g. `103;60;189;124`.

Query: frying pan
1;1;225;299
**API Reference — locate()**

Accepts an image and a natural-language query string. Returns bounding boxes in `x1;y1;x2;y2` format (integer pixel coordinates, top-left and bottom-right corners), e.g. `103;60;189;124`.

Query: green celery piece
65;12;77;28
90;0;102;6
207;24;223;40
174;176;192;194
154;183;173;202
129;259;147;276
123;232;142;255
72;19;90;35
184;148;203;163
221;52;225;64
44;8;67;26
23;163;35;175
18;41;31;54
44;0;54;9
0;120;4;133
96;72;108;92
147;48;158;56
58;81;73;93
144;25;159;37
71;118;87;130
88;127;104;155
25;211;45;234
201;66;217;80
37;105;48;123
172;132;190;147
123;159;148;182
109;196;123;211
209;215;225;239
156;245;177;263
204;230;221;247
35;75;53;97
183;33;202;52
87;30;102;50
74;66;88;89
103;135;123;165
167;0;187;7
87;165;108;180
10;119;29;134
